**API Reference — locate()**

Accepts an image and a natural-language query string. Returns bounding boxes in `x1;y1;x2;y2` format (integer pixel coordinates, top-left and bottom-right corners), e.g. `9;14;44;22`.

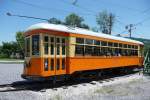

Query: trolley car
22;23;144;80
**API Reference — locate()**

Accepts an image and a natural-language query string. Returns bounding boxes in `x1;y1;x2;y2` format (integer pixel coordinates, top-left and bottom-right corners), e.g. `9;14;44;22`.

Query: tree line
48;11;115;34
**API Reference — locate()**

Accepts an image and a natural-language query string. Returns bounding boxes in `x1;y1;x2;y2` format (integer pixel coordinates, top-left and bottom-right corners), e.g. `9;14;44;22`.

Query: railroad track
0;71;141;92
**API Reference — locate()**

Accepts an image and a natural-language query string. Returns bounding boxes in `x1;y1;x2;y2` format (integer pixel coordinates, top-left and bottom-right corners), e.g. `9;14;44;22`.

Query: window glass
50;59;54;70
62;45;66;55
57;44;60;55
93;47;100;56
50;44;54;55
62;38;65;43
101;41;107;46
128;45;131;48
114;43;118;47
62;59;65;70
76;38;84;44
119;43;122;47
103;47;108;55
75;45;84;56
114;48;119;56
44;43;48;55
119;49;122;56
85;39;93;44
107;48;112;56
50;37;54;43
135;46;138;49
132;45;134;49
127;50;131;56
57;38;60;43
108;42;113;47
32;35;39;55
56;59;60;70
44;36;49;42
94;40;100;45
85;46;93;55
124;44;127;48
26;38;30;57
100;47;105;56
135;50;138;55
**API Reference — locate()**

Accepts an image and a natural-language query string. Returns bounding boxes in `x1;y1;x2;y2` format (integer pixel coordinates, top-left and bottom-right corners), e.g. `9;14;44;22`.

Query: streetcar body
22;23;144;80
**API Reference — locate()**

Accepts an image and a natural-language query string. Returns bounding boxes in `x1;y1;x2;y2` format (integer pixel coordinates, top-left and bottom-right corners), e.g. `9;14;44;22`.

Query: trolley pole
129;24;132;38
6;12;49;21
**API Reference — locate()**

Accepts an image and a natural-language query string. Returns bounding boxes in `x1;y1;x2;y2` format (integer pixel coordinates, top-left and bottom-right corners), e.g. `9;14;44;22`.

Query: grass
94;86;114;94
54;94;62;100
0;58;24;64
0;58;23;61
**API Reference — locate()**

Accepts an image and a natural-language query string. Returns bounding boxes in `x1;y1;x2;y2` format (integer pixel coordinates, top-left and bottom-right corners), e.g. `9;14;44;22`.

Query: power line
135;16;150;26
13;0;93;16
140;7;150;14
14;0;143;37
59;0;97;15
94;0;143;13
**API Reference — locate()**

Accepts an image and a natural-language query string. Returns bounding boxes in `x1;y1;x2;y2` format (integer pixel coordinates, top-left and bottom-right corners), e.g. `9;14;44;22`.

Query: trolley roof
26;23;144;45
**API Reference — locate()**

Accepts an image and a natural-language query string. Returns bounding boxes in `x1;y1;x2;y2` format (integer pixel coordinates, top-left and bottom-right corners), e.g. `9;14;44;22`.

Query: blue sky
0;0;150;45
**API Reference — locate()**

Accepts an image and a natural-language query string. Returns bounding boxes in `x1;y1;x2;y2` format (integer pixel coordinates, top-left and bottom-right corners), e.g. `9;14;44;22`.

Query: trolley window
32;35;39;55
25;37;30;57
75;45;84;56
114;43;118;47
50;59;54;70
44;43;48;55
62;58;65;70
76;38;84;44
50;44;54;55
85;46;93;55
44;36;49;55
94;40;100;45
62;45;66;55
56;59;60;70
101;41;107;46
85;39;93;44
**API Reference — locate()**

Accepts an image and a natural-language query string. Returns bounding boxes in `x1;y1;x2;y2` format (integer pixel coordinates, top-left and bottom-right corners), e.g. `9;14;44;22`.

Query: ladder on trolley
143;49;150;74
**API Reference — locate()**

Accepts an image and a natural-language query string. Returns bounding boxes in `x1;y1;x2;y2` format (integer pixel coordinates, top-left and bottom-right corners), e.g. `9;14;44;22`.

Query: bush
0;54;9;59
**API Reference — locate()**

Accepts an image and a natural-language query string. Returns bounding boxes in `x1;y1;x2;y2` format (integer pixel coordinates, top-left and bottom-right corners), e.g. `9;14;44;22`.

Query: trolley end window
32;35;40;55
25;37;30;57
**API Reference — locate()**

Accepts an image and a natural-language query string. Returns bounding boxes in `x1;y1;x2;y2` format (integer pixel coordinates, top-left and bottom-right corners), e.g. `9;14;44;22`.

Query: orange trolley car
22;23;144;80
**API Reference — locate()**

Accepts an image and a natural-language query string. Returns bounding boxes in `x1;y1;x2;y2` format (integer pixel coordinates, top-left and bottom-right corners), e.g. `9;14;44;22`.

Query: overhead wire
12;0;149;37
13;0;93;16
59;0;97;15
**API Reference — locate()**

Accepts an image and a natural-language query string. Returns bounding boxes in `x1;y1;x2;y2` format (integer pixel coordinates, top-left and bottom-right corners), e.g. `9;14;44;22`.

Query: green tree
91;27;99;32
48;17;63;24
65;13;89;29
1;42;18;58
16;31;24;50
80;23;89;29
96;11;115;34
16;31;25;58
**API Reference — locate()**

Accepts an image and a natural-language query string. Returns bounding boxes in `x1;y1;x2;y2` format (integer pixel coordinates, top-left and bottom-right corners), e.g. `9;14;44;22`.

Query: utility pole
108;13;114;35
125;24;135;38
109;15;112;34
